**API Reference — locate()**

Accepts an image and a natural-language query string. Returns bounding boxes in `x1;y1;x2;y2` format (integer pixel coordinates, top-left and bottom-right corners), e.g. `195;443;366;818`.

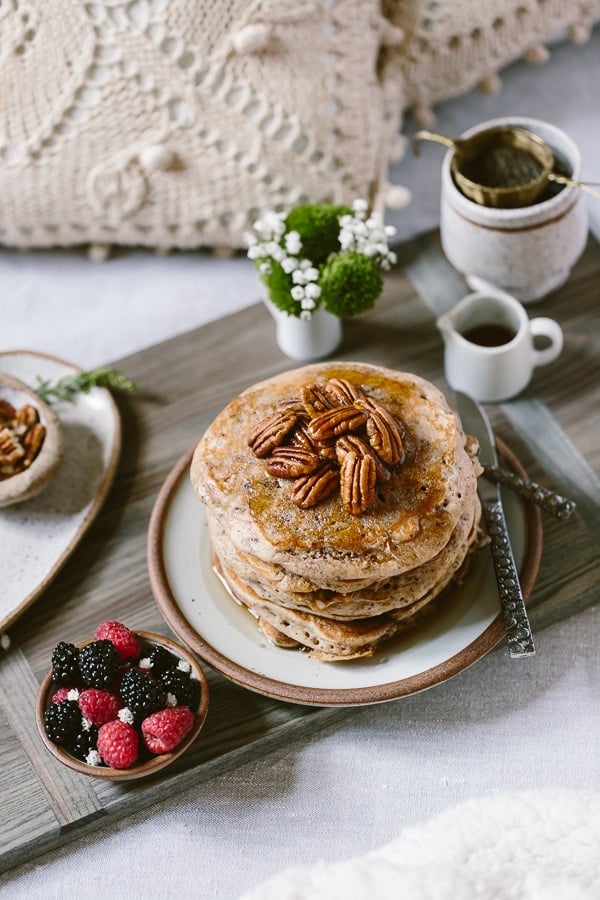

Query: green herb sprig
33;367;138;404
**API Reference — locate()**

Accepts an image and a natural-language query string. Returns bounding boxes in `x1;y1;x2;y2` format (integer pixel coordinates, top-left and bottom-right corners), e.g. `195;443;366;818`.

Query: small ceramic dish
0;372;65;508
36;630;210;781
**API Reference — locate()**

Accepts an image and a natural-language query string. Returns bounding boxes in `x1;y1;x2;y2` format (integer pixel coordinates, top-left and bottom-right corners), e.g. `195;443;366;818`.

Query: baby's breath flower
281;257;298;273
246;198;397;318
118;707;135;725
285;230;302;254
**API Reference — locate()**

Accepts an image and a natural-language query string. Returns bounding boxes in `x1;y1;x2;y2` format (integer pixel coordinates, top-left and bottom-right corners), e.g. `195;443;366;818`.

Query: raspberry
141;707;195;754
51;642;82;685
97;720;139;769
51;686;75;704
78;640;120;689
44;700;82;748
119;668;166;723
158;666;198;709
96;620;140;661
78;688;121;725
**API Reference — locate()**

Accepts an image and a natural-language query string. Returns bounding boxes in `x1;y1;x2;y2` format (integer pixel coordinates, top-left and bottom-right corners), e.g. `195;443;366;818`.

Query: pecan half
15;404;40;428
290;424;318;454
301;383;338;416
339;451;376;515
267;447;321;478
22;423;46;465
0;400;17;423
248;409;299;458
357;398;404;466
325;378;364;405
0;427;25;468
314;438;338;462
307;405;368;441
291;464;339;508
335;434;390;483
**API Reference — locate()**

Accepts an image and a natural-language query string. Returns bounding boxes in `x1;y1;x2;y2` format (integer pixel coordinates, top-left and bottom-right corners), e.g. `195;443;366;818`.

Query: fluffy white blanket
240;790;600;900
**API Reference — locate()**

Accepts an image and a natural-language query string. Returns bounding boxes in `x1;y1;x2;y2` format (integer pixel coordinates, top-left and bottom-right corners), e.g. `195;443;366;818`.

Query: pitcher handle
530;317;564;367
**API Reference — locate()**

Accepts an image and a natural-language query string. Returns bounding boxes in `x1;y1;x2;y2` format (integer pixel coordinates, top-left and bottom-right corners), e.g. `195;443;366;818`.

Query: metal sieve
413;125;600;209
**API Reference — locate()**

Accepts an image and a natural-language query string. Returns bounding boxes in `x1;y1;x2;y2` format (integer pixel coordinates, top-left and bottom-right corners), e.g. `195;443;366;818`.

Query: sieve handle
412;130;461;157
549;173;600;200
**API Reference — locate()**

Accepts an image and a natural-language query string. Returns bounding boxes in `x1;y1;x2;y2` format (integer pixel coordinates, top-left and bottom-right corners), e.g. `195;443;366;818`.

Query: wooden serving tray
1;232;598;874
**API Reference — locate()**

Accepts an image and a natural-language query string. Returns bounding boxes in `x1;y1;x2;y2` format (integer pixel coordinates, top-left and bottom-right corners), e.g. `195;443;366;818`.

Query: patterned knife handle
483;499;535;658
484;466;576;521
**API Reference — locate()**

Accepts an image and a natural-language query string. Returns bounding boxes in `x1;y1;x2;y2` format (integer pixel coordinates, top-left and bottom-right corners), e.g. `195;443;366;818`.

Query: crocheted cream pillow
0;0;403;251
382;0;600;128
1;0;598;251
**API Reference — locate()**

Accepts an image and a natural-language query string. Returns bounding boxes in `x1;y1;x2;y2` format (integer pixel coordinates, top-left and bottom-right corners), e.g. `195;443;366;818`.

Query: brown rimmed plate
147;440;542;707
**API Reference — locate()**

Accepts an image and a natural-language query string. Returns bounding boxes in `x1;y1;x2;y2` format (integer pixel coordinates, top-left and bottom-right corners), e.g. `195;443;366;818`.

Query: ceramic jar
440;116;589;303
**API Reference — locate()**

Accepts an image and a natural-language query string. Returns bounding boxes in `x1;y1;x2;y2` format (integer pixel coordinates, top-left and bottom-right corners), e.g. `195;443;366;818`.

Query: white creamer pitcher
437;287;563;402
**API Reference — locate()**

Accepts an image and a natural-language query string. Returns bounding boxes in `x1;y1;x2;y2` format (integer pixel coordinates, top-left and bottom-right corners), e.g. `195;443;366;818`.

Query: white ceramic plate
0;351;121;632
148;442;542;707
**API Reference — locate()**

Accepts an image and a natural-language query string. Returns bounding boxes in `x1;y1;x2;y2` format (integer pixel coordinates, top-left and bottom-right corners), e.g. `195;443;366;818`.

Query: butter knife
454;391;535;658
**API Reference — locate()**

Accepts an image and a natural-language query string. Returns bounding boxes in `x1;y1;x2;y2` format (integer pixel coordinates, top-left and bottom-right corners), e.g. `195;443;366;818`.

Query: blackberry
78;640;120;689
144;645;178;676
44;700;82;748
51;641;82;686
72;725;100;762
158;666;198;709
119;668;166;722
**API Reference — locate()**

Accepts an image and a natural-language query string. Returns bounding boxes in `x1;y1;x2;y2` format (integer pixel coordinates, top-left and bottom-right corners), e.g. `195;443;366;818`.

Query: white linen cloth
1;31;600;900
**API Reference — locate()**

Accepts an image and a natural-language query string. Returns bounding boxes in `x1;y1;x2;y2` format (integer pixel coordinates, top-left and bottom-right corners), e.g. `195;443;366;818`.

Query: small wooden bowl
0;372;65;508
36;631;209;781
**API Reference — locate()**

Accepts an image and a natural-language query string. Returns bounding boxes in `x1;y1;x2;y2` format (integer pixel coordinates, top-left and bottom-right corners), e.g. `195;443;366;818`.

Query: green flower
319;251;383;317
258;259;301;316
284;203;352;265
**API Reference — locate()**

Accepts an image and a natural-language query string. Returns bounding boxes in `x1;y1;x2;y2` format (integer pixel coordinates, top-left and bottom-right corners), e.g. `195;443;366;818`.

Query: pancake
191;361;484;660
191;362;480;583
213;552;476;661
207;496;481;619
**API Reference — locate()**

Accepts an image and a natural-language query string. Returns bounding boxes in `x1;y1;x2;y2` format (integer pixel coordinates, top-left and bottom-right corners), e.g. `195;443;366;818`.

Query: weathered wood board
1;232;598;873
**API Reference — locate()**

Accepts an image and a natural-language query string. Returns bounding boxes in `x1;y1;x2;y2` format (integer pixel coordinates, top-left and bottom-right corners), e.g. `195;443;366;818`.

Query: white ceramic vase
264;299;342;361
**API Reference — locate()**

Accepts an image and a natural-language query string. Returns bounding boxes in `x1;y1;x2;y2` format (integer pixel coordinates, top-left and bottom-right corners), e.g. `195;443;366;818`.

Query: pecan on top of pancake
247;377;405;515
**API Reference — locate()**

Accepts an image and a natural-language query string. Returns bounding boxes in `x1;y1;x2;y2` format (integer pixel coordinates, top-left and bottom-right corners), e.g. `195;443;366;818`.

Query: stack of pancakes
190;362;483;661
